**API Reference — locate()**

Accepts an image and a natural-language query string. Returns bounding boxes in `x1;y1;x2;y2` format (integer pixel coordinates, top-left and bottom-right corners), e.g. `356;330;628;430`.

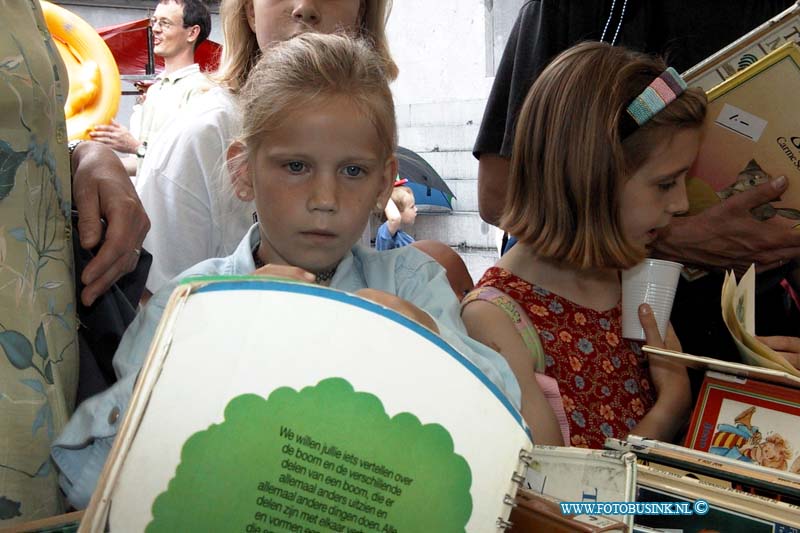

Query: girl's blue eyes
284;162;365;177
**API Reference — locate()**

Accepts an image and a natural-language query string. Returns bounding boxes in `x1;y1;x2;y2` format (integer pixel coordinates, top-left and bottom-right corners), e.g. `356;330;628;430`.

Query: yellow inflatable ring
41;1;121;141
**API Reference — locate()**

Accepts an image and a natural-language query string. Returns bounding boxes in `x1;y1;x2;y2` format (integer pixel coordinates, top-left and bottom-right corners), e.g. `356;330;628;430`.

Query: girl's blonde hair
213;0;397;93
391;186;414;211
503;41;707;270
237;32;396;159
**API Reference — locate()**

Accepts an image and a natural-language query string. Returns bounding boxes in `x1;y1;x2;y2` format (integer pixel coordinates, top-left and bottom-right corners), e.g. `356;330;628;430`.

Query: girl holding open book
52;33;520;509
462;42;707;448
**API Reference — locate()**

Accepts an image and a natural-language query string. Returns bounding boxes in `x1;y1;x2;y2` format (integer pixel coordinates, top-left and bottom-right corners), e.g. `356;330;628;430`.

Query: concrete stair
393;98;502;281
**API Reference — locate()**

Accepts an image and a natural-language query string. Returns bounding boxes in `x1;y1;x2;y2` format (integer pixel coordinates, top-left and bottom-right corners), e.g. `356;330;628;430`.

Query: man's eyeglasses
149;17;182;30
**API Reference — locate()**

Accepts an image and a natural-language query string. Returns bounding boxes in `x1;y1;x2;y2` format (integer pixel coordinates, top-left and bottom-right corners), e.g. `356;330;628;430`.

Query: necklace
253;249;336;284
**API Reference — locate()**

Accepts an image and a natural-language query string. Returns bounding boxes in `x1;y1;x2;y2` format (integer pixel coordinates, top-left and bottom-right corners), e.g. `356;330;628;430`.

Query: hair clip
626;67;688;127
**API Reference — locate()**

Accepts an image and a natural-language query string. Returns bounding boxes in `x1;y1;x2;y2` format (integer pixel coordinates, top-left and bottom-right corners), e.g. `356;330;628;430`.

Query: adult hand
252;264;315;283
72;141;150;306
756;335;800;369
653;177;800;276
355;288;439;333
89;120;141;154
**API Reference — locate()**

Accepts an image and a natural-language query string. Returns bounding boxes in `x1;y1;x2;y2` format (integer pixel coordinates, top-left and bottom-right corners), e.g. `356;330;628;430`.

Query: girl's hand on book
355;288;439;333
755;335;800;369
253;264;315;283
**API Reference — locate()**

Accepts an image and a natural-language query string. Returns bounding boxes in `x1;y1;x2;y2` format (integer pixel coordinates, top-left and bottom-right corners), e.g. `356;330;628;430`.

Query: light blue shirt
52;225;521;509
375;221;415;250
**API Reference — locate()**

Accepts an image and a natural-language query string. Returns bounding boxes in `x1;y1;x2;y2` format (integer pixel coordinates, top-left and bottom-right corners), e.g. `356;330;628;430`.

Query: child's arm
462;301;565;445
356;288;439;333
629;304;692;442
383;198;402;236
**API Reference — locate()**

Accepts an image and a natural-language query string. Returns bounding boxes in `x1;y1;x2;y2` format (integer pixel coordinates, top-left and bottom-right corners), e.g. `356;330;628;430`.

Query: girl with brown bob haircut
463;42;707;448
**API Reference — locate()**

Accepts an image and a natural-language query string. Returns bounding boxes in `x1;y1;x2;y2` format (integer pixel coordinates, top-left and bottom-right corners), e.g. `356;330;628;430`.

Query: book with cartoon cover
684;371;800;477
78;278;534;532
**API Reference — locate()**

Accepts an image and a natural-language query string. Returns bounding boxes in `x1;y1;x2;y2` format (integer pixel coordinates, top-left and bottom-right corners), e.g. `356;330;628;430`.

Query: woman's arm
462;300;564;445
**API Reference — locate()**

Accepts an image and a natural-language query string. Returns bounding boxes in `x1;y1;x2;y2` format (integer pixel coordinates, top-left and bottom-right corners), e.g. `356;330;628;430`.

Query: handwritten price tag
715;103;768;141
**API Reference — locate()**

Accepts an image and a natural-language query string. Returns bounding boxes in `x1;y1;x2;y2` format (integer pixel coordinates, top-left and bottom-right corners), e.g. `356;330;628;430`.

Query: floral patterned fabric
0;0;78;524
477;267;655;449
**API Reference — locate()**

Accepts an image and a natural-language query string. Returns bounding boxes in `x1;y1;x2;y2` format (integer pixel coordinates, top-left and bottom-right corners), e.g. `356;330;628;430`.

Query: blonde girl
53;33;520;508
463;42;707;448
136;0;397;296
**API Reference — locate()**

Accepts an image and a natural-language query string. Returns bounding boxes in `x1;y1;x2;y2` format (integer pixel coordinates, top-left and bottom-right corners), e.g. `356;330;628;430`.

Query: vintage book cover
509;489;626;533
79;278;534;532
684;2;800;91
522;445;637;530
687;42;800;220
685;371;800;476
636;464;800;531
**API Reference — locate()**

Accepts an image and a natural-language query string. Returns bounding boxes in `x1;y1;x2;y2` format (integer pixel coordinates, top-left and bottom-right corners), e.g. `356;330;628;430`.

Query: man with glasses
91;0;211;176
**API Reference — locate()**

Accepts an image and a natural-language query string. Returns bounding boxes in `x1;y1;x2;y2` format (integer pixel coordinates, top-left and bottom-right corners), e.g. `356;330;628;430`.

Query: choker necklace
253;249;336;284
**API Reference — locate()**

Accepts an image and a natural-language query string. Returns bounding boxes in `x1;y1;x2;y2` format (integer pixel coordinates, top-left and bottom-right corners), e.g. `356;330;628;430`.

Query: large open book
79;278;532;532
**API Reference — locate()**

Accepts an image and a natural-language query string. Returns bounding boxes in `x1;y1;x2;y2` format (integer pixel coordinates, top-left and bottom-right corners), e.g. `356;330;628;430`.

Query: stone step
395;98;488;127
438;178;478;213
459;248;500;285
398;123;481;153
411;211;502;250
408;150;478;181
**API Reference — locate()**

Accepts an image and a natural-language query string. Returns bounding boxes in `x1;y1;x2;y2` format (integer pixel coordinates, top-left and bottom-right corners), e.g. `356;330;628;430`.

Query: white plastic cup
621;258;683;341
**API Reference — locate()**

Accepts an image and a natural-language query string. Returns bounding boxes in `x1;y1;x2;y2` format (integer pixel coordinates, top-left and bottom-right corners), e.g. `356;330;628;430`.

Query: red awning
97;18;221;76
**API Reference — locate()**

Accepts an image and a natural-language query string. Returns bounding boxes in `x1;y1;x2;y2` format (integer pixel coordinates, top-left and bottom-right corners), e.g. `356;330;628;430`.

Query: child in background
52;33;521;508
376;184;417;250
462;41;706;448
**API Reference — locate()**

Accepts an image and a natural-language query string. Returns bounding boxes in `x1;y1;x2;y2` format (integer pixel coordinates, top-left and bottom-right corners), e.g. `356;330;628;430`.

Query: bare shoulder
461;298;523;354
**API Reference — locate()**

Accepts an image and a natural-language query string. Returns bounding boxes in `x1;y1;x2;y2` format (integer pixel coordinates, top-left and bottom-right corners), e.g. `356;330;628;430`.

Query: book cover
636;464;800;531
509;489;626;533
685;372;800;475
684;2;800;91
79;279;533;532
687;42;800;220
522;446;637;530
606;435;800;504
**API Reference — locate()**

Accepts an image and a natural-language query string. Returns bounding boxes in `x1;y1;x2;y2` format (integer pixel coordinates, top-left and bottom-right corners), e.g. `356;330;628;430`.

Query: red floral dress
477;267;655;448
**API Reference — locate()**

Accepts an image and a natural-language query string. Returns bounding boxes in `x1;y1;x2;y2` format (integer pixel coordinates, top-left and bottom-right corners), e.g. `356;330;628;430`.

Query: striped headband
626;67;688;127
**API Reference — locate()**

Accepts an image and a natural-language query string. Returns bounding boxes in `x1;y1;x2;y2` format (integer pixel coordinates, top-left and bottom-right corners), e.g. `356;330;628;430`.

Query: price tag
714;103;768;141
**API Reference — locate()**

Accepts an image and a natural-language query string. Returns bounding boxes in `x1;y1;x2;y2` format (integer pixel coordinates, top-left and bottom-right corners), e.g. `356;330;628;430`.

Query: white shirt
136;86;256;293
137;63;209;147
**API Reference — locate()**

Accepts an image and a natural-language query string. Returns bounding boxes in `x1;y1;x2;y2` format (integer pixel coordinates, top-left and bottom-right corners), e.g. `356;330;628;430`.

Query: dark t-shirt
474;0;795;158
475;0;799;359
